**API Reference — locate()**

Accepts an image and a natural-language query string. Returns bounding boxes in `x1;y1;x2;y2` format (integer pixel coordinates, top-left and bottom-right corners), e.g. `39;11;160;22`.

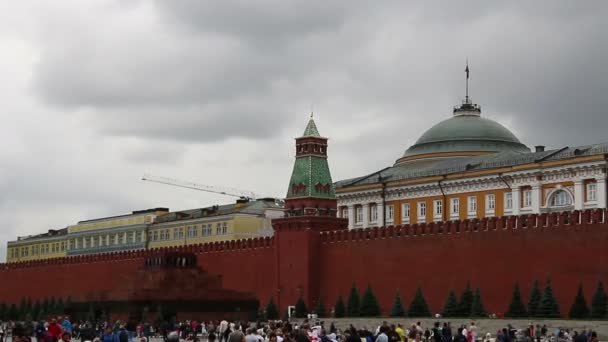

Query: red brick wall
317;210;608;316
1;210;607;318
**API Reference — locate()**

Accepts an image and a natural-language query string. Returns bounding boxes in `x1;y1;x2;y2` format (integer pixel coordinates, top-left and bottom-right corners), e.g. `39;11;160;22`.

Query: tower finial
465;59;470;104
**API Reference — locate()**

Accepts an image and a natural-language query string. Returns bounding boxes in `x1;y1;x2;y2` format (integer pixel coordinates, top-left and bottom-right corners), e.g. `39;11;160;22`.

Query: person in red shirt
48;318;63;342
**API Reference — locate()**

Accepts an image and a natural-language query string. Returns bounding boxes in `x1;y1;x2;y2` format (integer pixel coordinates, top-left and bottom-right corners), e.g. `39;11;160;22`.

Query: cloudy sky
0;1;607;261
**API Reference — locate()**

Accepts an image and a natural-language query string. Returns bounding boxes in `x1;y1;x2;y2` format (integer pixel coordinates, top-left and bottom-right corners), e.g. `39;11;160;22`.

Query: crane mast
142;174;260;201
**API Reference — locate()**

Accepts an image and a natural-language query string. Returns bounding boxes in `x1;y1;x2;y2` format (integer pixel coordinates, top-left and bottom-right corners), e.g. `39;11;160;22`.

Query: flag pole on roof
465;59;470;104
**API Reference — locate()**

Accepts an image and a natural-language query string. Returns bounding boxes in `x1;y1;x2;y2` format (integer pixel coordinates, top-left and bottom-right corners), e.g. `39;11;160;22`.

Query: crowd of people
0;317;601;342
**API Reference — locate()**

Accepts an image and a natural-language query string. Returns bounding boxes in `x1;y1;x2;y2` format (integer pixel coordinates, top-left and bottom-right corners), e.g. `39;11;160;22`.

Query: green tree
295;296;307;318
408;287;431;317
505;283;527;317
42;298;50;315
360;285;381;317
528;279;542;317
65;296;73;310
314;299;326;318
25;298;33;317
442;290;459;317
346;283;360;317
390;292;406;317
18;298;27;321
536;276;560;318
569;284;590;319
86;304;95;323
8;303;18;320
32;300;42;321
470;288;487;317
0;303;6;320
56;298;65;314
265;298;278;320
591;280;607;318
49;297;57;314
334;296;346;318
458;282;474;317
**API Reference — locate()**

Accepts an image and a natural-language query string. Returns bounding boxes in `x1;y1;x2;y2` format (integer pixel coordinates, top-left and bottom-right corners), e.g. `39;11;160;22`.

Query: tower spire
465;59;470;104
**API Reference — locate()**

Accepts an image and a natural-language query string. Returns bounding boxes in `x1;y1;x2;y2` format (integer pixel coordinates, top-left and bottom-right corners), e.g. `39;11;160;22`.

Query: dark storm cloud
30;1;608;150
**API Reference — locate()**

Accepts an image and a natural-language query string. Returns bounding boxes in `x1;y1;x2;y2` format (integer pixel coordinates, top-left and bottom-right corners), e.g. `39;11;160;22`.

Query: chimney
535;145;545;152
235;198;249;210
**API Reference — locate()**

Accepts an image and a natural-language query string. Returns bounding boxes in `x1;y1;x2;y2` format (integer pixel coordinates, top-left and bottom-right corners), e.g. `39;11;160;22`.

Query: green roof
302;117;321;137
286;156;335;199
403;114;529;159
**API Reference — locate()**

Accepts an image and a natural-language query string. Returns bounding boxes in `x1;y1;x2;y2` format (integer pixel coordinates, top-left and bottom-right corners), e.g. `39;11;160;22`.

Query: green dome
401;111;529;162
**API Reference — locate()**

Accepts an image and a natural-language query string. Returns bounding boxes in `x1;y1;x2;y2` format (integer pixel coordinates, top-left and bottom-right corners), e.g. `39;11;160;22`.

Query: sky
0;1;607;261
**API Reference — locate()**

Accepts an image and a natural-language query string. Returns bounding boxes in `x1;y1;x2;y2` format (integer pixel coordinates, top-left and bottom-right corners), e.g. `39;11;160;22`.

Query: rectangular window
587;183;597;202
370;204;378;223
216;223;222;234
341;208;348;219
505;193;513;210
222;223;228;234
386;204;394;222
486;194;496;211
451;198;460;216
69;239;75;250
60;242;66;252
523;190;532;207
468;196;477;217
173;229;179;240
401;203;410;223
417;202;426;223
355;207;363;223
434;200;442;216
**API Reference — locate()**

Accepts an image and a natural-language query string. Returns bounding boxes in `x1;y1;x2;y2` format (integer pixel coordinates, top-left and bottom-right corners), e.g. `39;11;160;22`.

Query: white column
377;202;384;226
75;238;79;249
512;187;520;215
531;184;541;213
597;178;607;209
347;205;355;229
574;180;584;210
362;203;370;228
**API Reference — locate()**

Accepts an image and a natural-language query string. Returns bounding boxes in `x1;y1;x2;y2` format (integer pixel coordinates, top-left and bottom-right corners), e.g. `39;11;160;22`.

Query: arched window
549;190;572;207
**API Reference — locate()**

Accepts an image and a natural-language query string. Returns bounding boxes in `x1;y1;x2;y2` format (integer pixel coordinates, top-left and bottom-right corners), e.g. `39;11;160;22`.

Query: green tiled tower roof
286;117;335;199
302;117;321;137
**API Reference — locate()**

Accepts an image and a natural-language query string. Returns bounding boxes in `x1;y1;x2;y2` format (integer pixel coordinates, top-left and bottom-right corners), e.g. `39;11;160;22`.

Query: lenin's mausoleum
2;91;608;320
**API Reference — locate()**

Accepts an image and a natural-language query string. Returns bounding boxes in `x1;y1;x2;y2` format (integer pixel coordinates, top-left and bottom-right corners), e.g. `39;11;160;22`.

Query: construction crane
141;173;263;201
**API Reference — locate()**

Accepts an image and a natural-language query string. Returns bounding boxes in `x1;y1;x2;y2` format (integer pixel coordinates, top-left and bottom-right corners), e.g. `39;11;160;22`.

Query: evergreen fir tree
569;284;590;319
25;298;33;318
32;300;41;321
442;290;459;317
505;283;527;317
528;279;542;317
390;292;406;317
295;296;307;318
457;282;474;317
266;298;279;320
314;299;326;318
360;285;381;317
591;280;608;319
408;287;431;317
56;298;65;314
0;303;6;320
18;298;27;321
42;298;50;315
49;297;57;314
8;304;18;320
65;296;73;310
537;276;561;318
334;296;346;318
86;304;95;323
346;283;360;317
470;288;487;317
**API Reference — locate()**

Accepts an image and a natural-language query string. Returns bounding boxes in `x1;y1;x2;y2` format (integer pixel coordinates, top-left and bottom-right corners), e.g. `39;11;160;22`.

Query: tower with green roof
273;115;347;315
284;115;338;217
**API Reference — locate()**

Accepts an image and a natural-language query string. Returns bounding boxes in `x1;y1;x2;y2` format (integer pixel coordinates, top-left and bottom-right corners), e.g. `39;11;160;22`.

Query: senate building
335;95;607;229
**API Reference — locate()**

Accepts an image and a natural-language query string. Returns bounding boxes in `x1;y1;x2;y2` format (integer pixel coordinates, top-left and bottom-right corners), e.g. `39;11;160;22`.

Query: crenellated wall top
0;236;274;271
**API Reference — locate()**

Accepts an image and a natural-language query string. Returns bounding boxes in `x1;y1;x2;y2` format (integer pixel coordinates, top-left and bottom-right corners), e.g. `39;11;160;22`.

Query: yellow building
336;96;607;228
5;199;283;262
6;228;68;263
147;198;283;248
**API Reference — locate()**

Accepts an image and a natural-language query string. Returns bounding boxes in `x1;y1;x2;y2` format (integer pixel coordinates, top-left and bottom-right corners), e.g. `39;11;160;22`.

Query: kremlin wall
1;93;608;319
